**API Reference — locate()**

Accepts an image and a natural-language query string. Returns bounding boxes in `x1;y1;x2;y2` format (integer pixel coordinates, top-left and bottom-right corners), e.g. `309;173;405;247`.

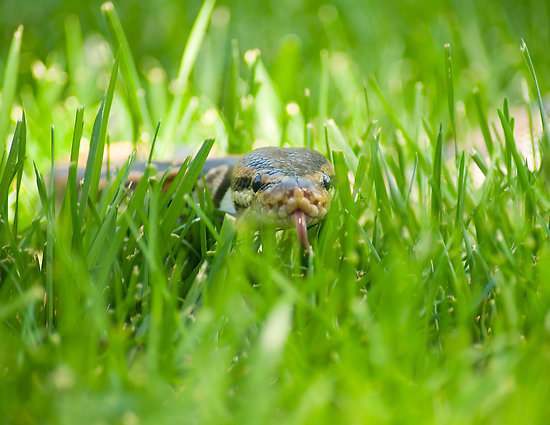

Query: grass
2;1;550;424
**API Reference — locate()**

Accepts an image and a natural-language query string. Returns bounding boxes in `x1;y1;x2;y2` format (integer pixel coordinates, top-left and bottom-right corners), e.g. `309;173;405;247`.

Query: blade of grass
371;134;392;232
101;2;153;137
0;26;23;162
164;0;217;142
352;154;368;200
64;15;85;98
160;157;191;207
303;88;311;149
381;155;408;221
123;209;168;373
48;128;55;333
0;120;22;213
0;285;43;322
318;50;329;138
405;154;418;204
184;194;220;243
224;39;240;153
370;75;430;173
79;55;119;220
33;162;54;332
49;125;55;215
160;138;215;238
431;123;443;224
326;119;357;172
521;40;550;155
470;149;489;176
498;107;535;220
455;151;467;228
95;157;152;286
204;214;236;289
332;150;352;212
13;112;26;236
88;154;136;268
147;121;162;166
66;107;85;249
473;87;494;156
444;44;458;162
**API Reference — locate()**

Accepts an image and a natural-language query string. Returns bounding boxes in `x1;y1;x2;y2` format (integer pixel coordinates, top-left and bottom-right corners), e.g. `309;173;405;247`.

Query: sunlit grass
2;1;550;424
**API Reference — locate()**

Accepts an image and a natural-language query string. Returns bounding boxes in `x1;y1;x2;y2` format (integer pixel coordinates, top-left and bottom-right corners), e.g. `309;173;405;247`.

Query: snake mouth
254;184;332;248
258;186;330;226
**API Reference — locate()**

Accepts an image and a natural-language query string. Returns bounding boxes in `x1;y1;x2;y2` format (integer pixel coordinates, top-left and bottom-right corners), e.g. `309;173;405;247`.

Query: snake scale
57;147;335;247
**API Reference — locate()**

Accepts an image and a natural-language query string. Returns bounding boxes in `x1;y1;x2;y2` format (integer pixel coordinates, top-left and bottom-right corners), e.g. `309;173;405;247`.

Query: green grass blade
370;76;430;173
473;87;494;156
184;194;220;243
164;0;216;142
33;161;54;332
101;2;153;137
318;49;329;137
160;138;215;237
0;285;43;322
64;15;85;99
498;108;535;220
444;44;458;162
88;153;136;267
382;158;407;220
371;134;392;231
160;157;191;205
352;154;368;200
470;149;489;176
455;151;467;228
13;112;26;236
520;40;550;156
33;162;48;215
224;39;240;152
326;119;357;172
79;56;119;220
431;123;443;223
87;189;124;268
91;55;118;202
147;121;162;166
0;120;22;213
0;26;23;162
49;126;55;215
65;107;85;248
303;88;311;148
79;99;105;220
333;150;352;212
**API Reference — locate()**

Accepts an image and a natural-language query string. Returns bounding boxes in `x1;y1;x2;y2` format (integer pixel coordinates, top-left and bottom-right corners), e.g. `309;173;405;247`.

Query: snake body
57;147;335;246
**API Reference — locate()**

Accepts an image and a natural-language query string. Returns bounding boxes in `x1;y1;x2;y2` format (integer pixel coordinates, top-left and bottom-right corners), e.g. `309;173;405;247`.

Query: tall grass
1;1;550;424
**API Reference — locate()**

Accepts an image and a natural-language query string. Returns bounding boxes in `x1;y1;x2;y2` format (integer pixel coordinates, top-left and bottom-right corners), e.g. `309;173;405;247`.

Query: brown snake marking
56;147;335;247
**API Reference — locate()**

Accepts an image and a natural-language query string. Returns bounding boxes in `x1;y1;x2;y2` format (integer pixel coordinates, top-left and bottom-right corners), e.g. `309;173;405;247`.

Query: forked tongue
293;210;310;250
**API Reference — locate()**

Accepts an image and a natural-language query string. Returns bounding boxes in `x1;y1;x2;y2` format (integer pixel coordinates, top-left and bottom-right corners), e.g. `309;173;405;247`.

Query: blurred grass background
3;0;550;94
1;0;549;165
3;0;549;116
2;0;550;424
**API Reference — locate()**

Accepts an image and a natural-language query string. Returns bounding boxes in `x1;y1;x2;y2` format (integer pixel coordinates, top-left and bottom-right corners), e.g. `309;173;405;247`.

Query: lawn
1;0;550;424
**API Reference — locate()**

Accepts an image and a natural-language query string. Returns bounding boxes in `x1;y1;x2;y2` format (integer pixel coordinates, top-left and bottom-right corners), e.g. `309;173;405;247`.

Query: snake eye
321;173;333;190
251;173;263;192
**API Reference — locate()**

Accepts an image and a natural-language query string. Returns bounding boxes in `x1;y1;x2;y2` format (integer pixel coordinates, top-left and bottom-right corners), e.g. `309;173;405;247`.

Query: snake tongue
293;210;310;249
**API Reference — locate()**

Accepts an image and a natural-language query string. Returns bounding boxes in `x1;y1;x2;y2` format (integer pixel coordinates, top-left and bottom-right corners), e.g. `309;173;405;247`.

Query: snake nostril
252;173;262;192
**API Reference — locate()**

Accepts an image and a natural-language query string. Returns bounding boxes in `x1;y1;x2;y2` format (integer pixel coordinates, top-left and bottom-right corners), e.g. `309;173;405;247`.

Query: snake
57;147;335;248
228;147;335;247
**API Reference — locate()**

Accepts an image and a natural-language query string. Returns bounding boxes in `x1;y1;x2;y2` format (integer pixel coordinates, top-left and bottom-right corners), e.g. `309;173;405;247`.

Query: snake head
231;147;335;246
